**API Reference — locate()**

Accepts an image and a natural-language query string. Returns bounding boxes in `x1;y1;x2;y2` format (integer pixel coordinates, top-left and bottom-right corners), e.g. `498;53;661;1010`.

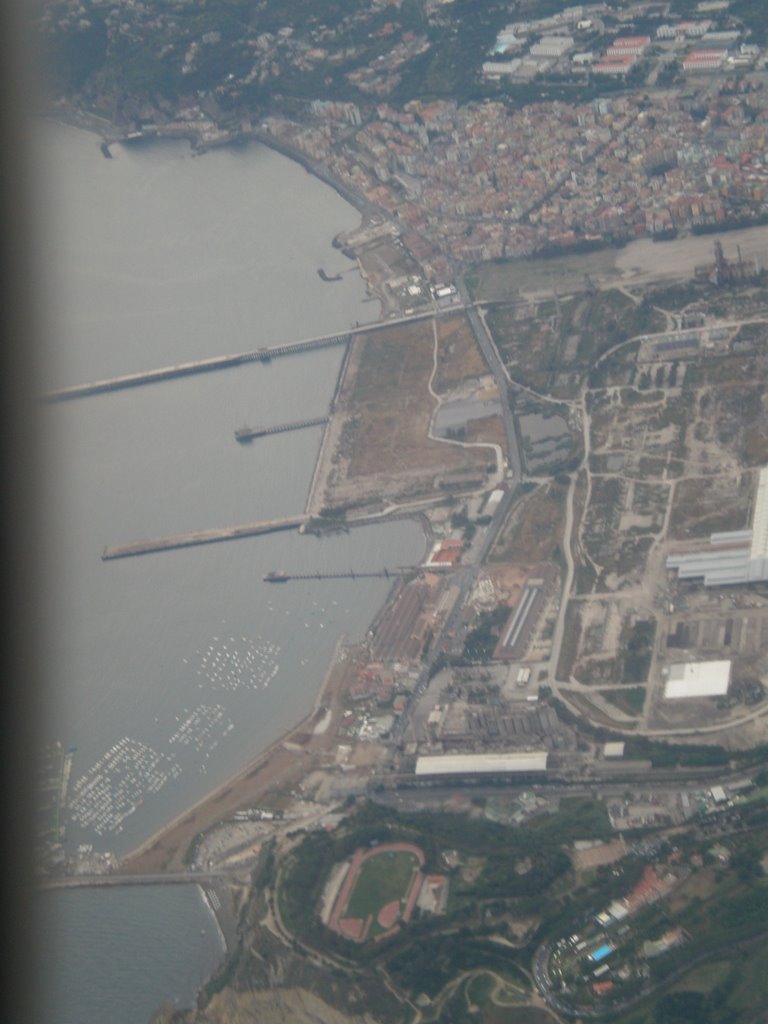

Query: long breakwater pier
102;514;309;561
45;333;352;402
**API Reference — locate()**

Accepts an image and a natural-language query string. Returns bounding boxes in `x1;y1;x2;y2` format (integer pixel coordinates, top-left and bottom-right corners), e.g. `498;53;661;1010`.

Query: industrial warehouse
666;467;768;586
414;751;549;776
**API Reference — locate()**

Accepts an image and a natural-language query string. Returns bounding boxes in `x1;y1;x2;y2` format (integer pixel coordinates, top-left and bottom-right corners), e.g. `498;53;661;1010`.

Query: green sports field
344;849;420;924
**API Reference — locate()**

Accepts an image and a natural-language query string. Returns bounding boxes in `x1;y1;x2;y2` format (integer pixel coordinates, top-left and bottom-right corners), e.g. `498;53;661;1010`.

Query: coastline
305;338;354;516
46;103;385;239
117;506;433;873
45;112;412;878
198;883;229;953
119;629;361;872
46;106;390;325
43;105;427;1024
120;670;333;870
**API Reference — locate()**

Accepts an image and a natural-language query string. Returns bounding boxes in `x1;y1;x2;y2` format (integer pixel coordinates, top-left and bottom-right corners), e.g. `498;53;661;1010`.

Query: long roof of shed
414;751;548;775
750;467;768;562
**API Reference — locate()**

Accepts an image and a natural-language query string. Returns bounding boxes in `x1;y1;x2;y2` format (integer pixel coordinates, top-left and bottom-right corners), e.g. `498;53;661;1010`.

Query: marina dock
235;416;329;442
102;515;309;560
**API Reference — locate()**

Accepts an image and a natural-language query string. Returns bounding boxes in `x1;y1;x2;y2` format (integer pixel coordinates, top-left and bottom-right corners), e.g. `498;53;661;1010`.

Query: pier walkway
102;514;308;560
235;416;328;442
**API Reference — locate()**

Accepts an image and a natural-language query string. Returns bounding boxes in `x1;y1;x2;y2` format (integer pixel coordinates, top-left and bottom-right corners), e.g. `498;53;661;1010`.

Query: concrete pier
102;514;308;560
43;308;440;403
235;416;329;442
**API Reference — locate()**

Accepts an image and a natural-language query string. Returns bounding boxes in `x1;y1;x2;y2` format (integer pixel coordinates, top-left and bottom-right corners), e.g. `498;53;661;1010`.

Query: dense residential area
39;0;768;276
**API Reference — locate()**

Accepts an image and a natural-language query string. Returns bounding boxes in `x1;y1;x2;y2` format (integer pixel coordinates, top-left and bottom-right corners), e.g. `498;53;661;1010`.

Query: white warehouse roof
414;751;548;775
664;660;731;699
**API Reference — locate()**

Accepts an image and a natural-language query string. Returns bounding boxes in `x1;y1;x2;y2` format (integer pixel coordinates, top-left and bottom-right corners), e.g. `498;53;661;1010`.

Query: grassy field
484;1007;559;1024
345;849;420;924
616;933;768;1024
667;959;732;995
490;481;567;565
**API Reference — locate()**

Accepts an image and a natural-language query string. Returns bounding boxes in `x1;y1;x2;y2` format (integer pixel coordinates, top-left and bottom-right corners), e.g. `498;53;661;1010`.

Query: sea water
37;122;423;1020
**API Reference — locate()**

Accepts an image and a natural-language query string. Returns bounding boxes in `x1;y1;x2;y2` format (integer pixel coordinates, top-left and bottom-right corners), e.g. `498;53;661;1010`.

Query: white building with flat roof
482;60;522;77
664;660;731;699
530;35;574;58
415;751;548;775
749;466;768;578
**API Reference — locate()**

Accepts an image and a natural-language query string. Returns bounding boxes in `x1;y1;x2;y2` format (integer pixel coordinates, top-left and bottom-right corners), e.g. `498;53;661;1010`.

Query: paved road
393;277;525;740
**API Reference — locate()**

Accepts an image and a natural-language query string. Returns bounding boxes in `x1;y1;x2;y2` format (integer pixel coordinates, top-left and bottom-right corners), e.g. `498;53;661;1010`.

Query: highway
429;277;524;637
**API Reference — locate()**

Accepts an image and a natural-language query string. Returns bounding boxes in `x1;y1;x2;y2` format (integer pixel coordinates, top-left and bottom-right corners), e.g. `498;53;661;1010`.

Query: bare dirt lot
571;837;627;871
670;471;753;539
433;315;489;392
466;412;507;449
320;315;499;508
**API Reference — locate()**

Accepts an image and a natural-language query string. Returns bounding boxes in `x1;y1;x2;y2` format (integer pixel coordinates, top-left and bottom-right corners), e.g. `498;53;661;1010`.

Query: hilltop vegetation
39;0;514;115
154;794;768;1024
39;0;768;121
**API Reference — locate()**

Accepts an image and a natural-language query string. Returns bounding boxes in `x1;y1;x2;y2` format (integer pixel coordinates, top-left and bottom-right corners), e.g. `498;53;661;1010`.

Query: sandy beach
122;636;352;873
